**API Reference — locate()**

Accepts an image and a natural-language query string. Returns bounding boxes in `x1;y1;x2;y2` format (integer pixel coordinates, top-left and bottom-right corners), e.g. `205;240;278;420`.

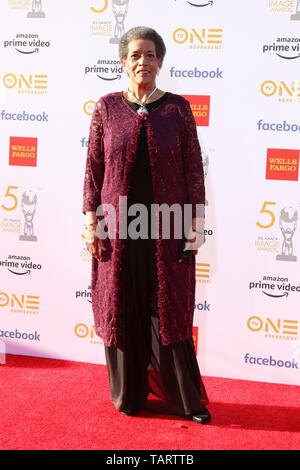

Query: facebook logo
0;329;40;342
81;137;88;147
170;66;223;79
257;119;300;132
244;353;298;369
194;301;210;311
1;110;48;122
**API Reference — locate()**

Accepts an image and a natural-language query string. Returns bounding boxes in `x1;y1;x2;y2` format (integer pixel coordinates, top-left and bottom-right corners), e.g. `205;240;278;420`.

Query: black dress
104;93;209;417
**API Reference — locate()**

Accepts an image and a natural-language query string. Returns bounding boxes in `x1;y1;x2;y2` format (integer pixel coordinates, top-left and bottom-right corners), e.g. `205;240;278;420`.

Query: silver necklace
127;87;157;115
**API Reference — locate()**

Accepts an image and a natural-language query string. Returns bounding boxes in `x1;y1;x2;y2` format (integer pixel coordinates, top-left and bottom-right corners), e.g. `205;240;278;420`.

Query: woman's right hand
85;223;106;261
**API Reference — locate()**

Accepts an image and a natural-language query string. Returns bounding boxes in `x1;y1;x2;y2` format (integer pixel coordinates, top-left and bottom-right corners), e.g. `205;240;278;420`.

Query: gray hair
119;26;166;61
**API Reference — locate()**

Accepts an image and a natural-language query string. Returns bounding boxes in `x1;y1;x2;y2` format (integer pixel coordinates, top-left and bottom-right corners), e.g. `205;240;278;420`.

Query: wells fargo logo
260;80;300;102
0;292;40;315
247;315;298;341
173;27;223;49
9;137;38;167
3;73;48;94
182;95;210;127
74;323;103;345
192;326;198;355
266;148;299;181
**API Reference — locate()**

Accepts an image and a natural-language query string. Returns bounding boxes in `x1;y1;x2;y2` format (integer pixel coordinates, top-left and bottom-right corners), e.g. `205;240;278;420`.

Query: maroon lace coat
82;92;205;349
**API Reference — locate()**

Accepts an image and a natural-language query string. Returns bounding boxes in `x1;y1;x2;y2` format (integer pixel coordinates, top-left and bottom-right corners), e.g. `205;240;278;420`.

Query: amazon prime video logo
0;253;42;276
84;57;125;81
263;36;300;60
4;33;50;54
174;0;214;7
249;275;300;299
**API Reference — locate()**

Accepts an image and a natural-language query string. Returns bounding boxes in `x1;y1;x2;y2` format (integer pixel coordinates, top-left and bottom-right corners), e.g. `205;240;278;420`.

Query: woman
82;27;210;424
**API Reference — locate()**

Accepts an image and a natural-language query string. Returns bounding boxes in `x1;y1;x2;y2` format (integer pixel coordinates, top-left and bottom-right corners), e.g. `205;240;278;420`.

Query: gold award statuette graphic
19;191;37;241
109;0;129;44
27;0;45;18
255;202;298;261
276;207;297;262
291;0;300;19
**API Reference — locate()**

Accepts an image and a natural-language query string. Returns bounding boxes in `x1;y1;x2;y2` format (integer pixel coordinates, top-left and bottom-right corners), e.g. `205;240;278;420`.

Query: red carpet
0;354;299;450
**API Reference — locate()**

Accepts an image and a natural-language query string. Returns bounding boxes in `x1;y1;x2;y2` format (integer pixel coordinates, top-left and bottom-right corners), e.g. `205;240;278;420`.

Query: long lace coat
82;92;205;349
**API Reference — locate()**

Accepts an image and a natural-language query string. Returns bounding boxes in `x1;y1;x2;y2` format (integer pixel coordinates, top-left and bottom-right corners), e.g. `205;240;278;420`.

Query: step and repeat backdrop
1;0;300;386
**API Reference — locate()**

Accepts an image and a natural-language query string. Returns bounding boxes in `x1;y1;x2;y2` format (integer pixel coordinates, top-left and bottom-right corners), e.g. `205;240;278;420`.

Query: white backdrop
1;0;300;386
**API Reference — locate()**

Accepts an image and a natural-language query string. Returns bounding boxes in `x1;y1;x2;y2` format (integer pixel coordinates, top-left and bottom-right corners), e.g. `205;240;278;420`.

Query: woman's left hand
184;217;206;255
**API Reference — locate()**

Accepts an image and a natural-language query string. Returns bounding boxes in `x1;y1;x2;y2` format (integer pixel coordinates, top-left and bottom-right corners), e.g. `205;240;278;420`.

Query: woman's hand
84;212;106;261
184;217;206;255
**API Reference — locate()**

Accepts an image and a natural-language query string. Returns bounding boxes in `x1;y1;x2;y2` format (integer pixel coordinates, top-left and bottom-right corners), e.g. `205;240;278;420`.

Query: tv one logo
0;292;40;313
261;80;300;102
247;316;298;339
173;28;223;49
3;73;48;94
74;323;103;345
83;100;96;116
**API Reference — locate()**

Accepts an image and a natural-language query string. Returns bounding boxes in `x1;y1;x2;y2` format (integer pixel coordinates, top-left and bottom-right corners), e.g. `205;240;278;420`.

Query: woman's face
121;39;163;88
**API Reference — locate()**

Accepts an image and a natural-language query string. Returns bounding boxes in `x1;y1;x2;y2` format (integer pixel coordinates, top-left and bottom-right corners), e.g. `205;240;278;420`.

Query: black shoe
189;406;211;424
121;403;140;416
